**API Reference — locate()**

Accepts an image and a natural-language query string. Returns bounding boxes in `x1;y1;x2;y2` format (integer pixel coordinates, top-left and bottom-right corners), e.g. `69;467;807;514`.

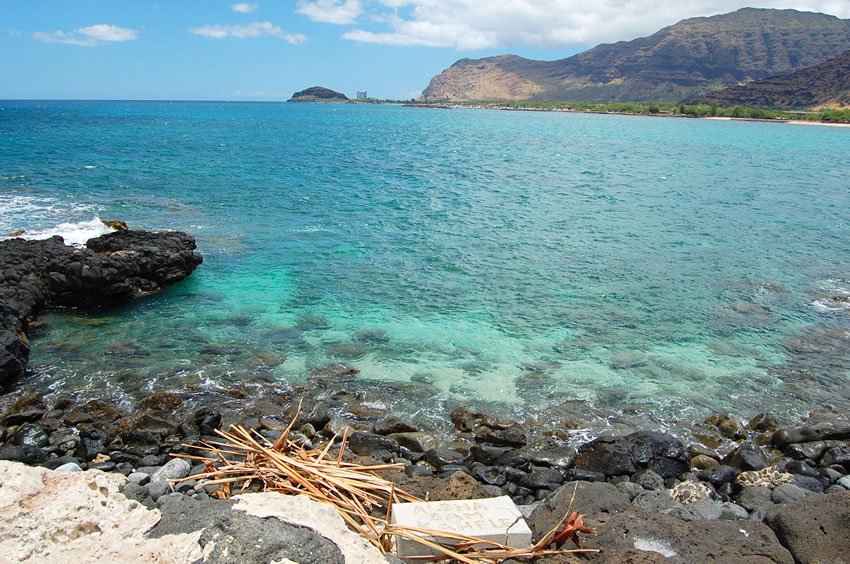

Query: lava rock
820;445;850;468
723;441;768;471
13;423;49;449
347;432;399;458
771;484;812;504
697;464;737;487
373;416;419;435
632;468;665;491
423;447;465;470
0;231;202;386
574;431;689;479
151;458;191;482
784;440;827;461
764;490;850;563
518;466;563;490
773;422;850;449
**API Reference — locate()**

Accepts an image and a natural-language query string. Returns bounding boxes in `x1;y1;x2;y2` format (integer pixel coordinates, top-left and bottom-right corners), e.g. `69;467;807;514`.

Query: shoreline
404;101;850;127
1;383;848;561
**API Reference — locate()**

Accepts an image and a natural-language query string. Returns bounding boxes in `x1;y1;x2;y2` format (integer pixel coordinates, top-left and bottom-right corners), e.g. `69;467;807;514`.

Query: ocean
2;100;849;434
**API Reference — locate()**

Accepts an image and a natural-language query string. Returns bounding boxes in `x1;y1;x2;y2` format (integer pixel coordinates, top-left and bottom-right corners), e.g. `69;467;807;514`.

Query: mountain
288;86;349;102
686;49;850;109
421;8;850;103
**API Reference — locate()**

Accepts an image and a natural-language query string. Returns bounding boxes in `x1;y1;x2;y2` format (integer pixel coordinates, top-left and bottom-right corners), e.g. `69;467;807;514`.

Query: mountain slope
421;8;850;103
686;49;850;109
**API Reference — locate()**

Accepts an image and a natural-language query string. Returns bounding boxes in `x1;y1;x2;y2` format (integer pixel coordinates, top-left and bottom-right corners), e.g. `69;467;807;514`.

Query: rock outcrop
0;230;203;386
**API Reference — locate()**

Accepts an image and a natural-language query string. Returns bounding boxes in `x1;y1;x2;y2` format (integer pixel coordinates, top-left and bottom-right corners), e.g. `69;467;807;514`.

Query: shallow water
2;100;849;430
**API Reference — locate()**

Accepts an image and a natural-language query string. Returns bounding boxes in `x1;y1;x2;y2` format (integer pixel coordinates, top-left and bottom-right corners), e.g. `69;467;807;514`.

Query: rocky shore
0;384;847;562
0;229;203;386
1;230;848;562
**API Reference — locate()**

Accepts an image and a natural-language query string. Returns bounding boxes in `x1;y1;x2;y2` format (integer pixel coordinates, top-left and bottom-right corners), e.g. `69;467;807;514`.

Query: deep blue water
2;100;849;430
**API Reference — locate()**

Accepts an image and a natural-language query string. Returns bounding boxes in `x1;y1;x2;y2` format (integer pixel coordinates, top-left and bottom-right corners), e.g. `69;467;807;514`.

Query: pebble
127;472;151;485
838;476;850;489
148;480;171;501
151;458;191;483
53;462;82;473
771;483;811;504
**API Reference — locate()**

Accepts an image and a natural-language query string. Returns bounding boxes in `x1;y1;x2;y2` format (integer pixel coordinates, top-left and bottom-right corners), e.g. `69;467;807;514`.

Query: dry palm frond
174;402;598;561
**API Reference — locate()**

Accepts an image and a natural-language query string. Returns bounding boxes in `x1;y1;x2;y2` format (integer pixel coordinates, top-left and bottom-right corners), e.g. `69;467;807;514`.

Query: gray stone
820;445;850;467
615;481;644;500
784;440;827;461
764;490;850;564
719;501;749;520
793;475;824;493
387;432;437;453
773;422;850;449
771;483;811;504
423;447;465;469
471;465;507;486
736;486;773;512
147;480;170;501
53;462;82;473
348;432;399;458
151;458;191;483
13;423;49;449
148;495;345;564
121;482;150;505
518;466;563;489
531;504;793;563
527;480;630;538
723;441;768;471
127;472;151;485
838;475;850;489
480;485;502;497
670;499;722;521
156;492;184;506
632;490;680;514
632;468;665;490
373;416;419;435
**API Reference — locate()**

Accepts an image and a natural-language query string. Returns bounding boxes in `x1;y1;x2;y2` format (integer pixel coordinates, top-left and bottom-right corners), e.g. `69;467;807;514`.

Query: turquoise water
2;100;849;428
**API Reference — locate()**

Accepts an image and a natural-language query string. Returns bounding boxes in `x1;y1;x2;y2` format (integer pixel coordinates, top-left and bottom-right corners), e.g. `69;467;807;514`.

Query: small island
288;86;349;103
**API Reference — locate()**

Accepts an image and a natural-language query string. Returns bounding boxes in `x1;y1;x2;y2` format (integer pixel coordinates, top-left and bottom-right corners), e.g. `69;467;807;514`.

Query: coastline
404;101;850;127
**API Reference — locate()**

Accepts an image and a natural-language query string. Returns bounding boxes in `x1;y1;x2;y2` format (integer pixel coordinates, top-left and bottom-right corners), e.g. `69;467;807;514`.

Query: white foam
19;216;113;247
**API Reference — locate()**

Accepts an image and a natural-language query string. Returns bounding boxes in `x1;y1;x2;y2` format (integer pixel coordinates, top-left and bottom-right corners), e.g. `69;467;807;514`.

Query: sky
2;1;849;101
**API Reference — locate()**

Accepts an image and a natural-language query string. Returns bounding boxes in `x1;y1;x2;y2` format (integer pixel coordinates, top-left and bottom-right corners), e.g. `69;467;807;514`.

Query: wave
6;216;113;247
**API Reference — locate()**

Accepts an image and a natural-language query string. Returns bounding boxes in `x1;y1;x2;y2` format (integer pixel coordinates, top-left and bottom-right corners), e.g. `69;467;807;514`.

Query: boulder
529;491;792;563
574;431;689;478
773;421;850;449
764;490;850;563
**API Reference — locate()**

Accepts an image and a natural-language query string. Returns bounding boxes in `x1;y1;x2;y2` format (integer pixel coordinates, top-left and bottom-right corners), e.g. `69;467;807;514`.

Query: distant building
356;91;367;100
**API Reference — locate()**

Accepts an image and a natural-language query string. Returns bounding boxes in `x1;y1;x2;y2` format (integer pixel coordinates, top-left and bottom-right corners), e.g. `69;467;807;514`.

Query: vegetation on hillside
409;100;850;123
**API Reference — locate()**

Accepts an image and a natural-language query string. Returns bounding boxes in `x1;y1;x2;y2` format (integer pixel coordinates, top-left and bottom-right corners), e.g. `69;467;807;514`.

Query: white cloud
232;3;259;13
190;21;306;43
33;24;138;46
328;1;850;50
297;0;362;25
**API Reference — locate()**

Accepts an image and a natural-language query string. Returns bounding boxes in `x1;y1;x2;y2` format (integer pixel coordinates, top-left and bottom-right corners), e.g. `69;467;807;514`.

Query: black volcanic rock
288;86;348;102
687;49;850;109
422;8;850;103
0;230;203;386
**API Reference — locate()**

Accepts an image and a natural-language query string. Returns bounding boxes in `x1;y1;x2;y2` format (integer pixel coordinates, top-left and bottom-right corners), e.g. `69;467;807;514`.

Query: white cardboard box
390;495;533;557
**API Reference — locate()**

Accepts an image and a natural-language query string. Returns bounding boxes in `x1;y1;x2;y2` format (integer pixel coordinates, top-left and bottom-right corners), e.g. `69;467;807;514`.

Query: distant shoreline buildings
356;91;367;100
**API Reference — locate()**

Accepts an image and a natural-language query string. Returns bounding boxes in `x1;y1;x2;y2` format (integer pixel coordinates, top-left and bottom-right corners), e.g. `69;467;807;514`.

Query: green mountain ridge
421;8;850;103
686;49;850;109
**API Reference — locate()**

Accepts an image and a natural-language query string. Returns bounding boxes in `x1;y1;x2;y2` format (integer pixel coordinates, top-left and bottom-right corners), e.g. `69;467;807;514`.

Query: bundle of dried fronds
175;404;597;562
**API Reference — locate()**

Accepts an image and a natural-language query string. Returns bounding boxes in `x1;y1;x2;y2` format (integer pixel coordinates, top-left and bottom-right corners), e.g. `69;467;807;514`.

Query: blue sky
2;1;848;101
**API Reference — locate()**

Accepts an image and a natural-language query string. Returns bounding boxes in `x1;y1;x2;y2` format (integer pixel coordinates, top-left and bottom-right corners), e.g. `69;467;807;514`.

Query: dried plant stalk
175;406;597;562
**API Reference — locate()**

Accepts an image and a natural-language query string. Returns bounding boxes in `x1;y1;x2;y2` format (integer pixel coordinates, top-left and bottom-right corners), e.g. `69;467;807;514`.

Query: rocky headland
0;229;203;387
